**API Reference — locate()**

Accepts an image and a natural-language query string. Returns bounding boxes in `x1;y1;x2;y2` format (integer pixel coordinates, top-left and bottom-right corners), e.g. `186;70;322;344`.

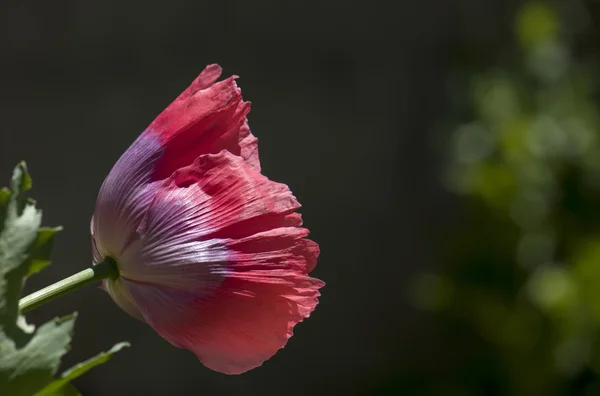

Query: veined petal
103;278;146;322
92;133;163;261
145;65;260;180
92;67;322;375
92;66;258;261
150;64;223;132
117;150;322;374
125;272;322;374
117;149;301;285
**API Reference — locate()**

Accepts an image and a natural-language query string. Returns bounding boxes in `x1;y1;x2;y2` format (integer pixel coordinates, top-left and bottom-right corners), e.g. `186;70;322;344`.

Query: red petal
124;268;323;374
119;150;322;374
146;65;260;180
162;150;299;233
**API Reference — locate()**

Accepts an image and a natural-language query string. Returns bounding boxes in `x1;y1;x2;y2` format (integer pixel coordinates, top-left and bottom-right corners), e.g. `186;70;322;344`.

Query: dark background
0;0;543;395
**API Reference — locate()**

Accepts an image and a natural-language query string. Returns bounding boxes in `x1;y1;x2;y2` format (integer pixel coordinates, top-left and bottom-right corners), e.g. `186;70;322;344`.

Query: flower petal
92;66;259;260
145;65;260;180
151;64;223;130
104;278;146;322
125;271;322;374
92;133;163;260
116;150;302;281
117;150;322;374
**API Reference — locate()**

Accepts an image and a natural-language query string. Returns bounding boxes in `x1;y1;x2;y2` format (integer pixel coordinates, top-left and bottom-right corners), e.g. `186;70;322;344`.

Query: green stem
19;257;119;313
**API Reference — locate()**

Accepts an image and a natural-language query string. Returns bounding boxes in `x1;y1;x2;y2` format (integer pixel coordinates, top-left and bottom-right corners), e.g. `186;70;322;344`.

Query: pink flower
91;65;324;374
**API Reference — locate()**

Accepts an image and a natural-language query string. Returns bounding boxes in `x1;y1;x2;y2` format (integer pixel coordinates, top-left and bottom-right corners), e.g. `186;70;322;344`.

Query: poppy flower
90;64;324;375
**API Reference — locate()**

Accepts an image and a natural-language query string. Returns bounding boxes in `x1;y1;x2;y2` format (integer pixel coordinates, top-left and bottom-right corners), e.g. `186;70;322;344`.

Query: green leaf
0;315;76;396
0;162;129;395
46;383;81;396
0;162;74;396
27;227;63;278
35;342;130;396
0;162;43;337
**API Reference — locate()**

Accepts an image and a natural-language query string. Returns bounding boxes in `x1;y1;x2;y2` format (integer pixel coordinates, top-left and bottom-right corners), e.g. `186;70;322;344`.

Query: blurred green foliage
409;1;600;395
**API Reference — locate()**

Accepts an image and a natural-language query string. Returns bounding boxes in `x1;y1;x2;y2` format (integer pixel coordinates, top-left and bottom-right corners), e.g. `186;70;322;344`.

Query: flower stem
19;257;119;313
